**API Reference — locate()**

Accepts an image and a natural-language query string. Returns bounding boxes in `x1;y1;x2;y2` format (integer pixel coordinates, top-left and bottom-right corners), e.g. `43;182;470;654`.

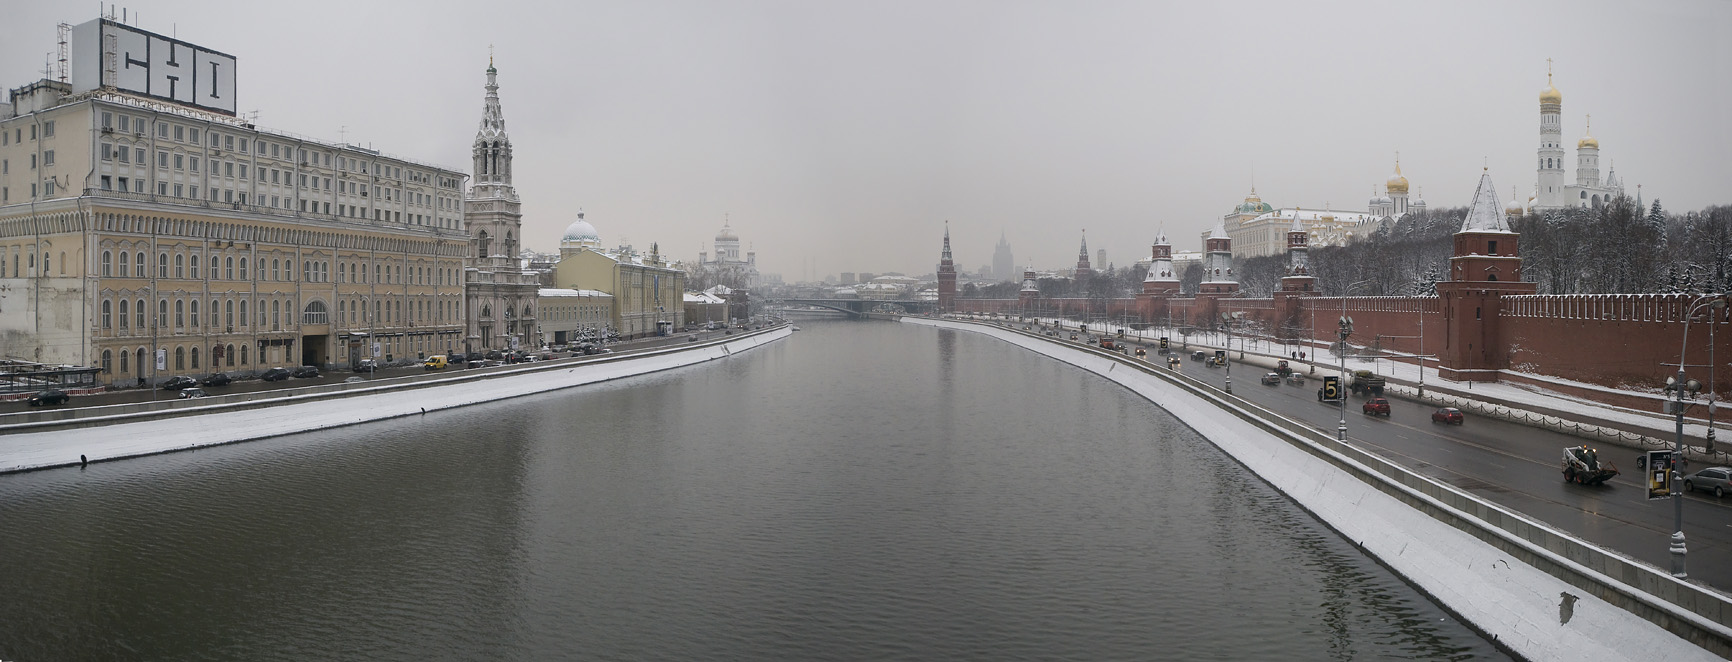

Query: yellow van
423;355;448;370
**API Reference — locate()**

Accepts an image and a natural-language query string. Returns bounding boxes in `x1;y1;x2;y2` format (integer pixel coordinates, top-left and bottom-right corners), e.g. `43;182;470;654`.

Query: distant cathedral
695;219;759;289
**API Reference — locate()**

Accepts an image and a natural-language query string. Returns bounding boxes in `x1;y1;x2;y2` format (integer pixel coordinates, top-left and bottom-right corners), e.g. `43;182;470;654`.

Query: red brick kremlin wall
954;291;1732;393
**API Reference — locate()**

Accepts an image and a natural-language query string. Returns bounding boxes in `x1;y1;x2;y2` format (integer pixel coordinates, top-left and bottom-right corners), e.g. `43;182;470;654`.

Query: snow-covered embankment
905;316;1727;662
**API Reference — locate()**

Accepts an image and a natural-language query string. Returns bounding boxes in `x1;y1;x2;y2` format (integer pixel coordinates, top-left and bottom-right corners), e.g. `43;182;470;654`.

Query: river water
0;319;1506;660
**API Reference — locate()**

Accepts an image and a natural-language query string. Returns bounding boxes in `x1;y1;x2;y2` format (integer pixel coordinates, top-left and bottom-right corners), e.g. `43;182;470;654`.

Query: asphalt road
1128;339;1732;591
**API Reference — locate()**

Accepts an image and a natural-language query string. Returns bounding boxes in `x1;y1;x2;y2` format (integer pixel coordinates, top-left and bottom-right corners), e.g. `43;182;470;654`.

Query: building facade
0;19;469;384
537;287;614;346
553;214;686;338
463;60;541;352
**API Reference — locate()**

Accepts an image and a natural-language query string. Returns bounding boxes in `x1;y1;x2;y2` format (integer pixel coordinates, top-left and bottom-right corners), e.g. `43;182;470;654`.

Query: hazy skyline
4;1;1728;279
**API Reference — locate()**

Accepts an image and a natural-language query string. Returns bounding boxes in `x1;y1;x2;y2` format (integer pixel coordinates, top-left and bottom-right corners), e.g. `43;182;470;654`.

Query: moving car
160;376;199;391
1431;407;1464;424
1361;397;1391;416
1684;467;1732;498
26;389;69;406
1562;445;1619;485
260;367;292;382
177;388;209;399
290;366;320;379
1191;350;1207;361
202;372;232;387
424;355;449;370
1069;333;1079;341
1134;347;1147;358
1260;372;1281;386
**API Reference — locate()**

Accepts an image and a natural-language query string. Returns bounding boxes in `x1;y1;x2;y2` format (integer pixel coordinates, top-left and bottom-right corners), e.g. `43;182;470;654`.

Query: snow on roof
538;288;613;298
683;292;727;303
1249;208;1377;225
1461;171;1514;233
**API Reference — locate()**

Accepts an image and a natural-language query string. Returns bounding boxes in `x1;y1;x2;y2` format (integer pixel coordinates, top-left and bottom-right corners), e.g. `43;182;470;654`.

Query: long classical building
0;17;469;385
552;214;686;338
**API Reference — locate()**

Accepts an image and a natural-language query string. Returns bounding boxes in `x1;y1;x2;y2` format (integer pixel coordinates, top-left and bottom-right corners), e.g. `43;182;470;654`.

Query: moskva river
0;319;1506;660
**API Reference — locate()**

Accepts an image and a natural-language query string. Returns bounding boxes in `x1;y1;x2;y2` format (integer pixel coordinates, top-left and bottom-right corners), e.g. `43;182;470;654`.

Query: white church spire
472;56;515;194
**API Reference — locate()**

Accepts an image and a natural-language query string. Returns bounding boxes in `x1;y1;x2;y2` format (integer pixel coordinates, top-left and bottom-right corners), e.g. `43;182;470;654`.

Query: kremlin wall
949;173;1732;409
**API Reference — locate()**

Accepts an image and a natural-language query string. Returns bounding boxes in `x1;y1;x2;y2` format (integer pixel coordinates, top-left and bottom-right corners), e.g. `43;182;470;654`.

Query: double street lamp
1665;293;1727;579
1334;280;1376;443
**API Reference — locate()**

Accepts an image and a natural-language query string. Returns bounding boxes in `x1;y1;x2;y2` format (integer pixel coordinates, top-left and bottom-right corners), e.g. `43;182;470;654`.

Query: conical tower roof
1461;170;1513;233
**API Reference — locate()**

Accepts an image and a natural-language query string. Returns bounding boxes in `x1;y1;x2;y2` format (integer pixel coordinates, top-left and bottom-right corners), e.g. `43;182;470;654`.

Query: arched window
137;298;146;328
240;344;248;365
102;350;113;374
272;258;280;281
191;346;200;369
119;251;129;276
175;299;185;327
226;344;236;367
174;254;184;279
119;349;128;374
338;300;346;323
158;253;169;278
240;299;249;327
239;257;248;280
158;299;169;327
101;300;113;329
174;346;185;370
210;298;219;327
102;250;113;276
226;300;234;329
190;300;200;327
482;304;492;318
119;299;130;329
272;299;281;329
302;300;329;325
189;254;199;278
1488;274;1498;282
225;257;234;280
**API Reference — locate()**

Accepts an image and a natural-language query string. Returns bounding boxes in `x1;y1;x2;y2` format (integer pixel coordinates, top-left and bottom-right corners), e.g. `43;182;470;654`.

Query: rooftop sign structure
69;18;237;116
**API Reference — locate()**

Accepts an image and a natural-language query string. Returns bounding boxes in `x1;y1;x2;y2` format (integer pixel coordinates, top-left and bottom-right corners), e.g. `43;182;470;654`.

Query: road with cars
1051;325;1732;590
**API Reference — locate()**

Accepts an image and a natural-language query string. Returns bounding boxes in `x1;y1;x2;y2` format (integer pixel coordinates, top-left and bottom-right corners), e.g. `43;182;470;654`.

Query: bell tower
937;223;957;312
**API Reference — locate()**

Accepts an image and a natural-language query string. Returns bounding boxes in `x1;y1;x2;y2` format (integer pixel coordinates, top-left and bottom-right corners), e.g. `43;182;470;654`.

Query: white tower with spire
464;55;539;352
1575;115;1601;188
1536;60;1568;209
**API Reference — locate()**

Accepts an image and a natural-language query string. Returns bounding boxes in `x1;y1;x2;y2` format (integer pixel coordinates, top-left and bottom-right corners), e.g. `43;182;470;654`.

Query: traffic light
1159;337;1169;350
1323;376;1341;400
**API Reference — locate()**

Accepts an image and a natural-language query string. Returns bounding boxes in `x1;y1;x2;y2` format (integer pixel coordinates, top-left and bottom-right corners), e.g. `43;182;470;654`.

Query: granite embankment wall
907;316;1732;662
0;326;792;473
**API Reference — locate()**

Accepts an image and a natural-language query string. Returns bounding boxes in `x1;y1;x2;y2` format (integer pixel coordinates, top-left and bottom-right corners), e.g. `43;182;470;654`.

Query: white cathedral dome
562;213;600;244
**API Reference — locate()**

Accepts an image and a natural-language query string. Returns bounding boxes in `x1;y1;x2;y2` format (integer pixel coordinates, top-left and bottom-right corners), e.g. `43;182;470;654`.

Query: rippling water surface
0;319;1506;660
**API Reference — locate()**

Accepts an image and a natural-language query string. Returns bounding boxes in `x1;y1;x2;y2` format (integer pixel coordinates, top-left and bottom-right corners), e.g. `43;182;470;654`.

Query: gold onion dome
1578;135;1599;149
1540;83;1562;105
1385;162;1409;194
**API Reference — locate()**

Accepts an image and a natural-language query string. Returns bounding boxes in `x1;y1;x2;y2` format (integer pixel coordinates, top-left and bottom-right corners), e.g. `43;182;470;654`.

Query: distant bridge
772;298;937;318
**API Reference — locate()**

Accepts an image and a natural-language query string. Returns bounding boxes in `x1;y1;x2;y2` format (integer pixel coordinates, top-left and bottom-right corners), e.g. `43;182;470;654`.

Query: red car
1361;397;1391;416
1431;407;1464;425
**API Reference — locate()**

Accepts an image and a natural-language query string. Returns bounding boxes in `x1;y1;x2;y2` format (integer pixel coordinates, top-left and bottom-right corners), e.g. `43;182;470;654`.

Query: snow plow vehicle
1349;369;1385;396
1562;445;1619;485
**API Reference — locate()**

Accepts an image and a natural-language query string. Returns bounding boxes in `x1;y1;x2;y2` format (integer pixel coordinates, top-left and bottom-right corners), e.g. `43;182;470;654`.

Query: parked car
1260;372;1281;386
202;372;232;387
1431;407;1465;425
178;388;209;399
260;367;291;381
1684;467;1732;498
160;376;199;391
1361;397;1391;416
290;366;320;378
424;355;449;370
358;359;379;371
26;389;69;406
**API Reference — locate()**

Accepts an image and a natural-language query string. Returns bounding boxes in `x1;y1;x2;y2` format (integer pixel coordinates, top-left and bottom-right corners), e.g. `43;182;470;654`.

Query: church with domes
692;218;760;290
1531;61;1626;212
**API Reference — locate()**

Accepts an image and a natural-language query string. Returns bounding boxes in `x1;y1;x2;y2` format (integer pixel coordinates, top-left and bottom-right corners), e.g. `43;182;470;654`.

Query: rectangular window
210;158;218;172
134;147;145;163
188;129;199;144
102;112;113;128
43;150;54;166
157;123;167;138
174;184;183;197
225;162;234;177
174;154;183;170
158;182;167;196
239;164;247;179
189;158;198;172
134;179;144;193
189;186;198;199
101;175;112;190
118;176;128;190
118;115;129;132
158;151;168;167
225;135;234;151
101;143;113;161
173;125;183;141
43;120;54;137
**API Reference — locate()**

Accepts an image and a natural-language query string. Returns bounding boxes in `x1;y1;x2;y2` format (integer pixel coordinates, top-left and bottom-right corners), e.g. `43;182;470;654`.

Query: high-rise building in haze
991;232;1015;282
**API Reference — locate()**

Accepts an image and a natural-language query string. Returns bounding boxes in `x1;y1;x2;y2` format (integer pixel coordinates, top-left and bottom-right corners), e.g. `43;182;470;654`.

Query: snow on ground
915;316;1724;662
0;328;791;474
1002;314;1727;447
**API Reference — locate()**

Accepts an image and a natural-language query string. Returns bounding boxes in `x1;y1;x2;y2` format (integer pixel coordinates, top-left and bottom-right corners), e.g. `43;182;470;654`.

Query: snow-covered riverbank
0;326;792;474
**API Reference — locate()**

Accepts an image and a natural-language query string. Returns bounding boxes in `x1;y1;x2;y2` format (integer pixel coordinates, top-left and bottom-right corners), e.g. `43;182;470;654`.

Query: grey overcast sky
4;1;1729;279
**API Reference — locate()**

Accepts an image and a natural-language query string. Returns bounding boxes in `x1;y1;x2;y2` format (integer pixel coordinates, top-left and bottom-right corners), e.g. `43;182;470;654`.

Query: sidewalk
973;314;1731;461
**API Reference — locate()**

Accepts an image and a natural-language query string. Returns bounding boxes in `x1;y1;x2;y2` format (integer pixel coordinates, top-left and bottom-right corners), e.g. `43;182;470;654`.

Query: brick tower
937;223;957;312
1436;170;1537;381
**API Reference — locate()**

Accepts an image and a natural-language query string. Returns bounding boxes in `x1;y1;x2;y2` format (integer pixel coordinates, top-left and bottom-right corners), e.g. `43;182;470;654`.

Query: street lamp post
1221;311;1236;394
1337;314;1352;442
1667;293;1726;578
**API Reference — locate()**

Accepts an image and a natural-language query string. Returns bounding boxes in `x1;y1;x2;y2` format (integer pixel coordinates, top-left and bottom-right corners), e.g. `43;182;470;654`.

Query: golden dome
1540;84;1562;105
1578;135;1598;149
1385;159;1409;194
